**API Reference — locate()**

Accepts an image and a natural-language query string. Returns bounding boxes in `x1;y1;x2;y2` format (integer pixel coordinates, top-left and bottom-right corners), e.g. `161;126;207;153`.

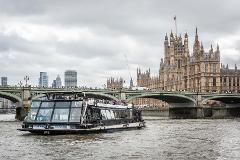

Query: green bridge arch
126;93;197;105
0;91;22;103
202;95;240;104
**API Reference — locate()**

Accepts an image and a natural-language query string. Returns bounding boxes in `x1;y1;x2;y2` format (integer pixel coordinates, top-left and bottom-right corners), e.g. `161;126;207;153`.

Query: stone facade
107;77;123;90
220;64;240;93
130;98;169;109
137;28;240;93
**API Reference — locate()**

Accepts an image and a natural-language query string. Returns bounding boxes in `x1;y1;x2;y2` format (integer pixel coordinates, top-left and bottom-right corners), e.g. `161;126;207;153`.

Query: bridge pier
16;87;31;121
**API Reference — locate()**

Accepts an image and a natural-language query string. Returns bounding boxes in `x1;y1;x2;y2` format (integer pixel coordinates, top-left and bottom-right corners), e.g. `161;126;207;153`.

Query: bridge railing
0;86;240;95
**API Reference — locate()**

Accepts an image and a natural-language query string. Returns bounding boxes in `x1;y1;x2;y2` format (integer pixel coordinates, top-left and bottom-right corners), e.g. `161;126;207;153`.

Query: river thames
0;116;240;160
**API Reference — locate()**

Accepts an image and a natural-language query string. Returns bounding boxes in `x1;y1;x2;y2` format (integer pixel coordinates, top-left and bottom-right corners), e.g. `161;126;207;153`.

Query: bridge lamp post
18;81;23;88
24;76;30;87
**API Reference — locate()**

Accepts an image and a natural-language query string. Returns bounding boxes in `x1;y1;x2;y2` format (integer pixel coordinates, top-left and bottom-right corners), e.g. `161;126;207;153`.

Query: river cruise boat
18;95;145;134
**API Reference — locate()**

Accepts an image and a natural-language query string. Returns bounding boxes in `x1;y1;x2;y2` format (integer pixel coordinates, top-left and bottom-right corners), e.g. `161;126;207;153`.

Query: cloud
0;0;239;87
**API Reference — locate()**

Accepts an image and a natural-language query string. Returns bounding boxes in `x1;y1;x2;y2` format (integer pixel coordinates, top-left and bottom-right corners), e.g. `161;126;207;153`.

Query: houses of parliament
137;28;240;93
107;28;240;107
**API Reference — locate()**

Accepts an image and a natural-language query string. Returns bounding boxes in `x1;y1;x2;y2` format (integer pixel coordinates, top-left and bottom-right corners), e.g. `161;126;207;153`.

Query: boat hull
18;122;145;135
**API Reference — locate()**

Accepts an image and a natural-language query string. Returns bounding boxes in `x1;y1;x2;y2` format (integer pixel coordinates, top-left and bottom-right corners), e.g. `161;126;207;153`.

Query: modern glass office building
39;72;48;87
52;75;62;88
1;77;7;86
64;70;77;88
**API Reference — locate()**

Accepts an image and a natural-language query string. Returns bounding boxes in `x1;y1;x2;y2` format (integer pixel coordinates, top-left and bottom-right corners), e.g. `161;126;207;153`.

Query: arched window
178;59;181;69
213;77;216;87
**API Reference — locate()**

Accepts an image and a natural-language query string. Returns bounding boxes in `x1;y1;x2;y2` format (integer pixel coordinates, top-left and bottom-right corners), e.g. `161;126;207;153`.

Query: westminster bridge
0;86;240;119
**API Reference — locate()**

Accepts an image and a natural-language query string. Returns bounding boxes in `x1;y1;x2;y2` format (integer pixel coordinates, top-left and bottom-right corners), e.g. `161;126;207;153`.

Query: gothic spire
165;33;168;40
201;42;204;52
193;27;200;52
195;27;199;42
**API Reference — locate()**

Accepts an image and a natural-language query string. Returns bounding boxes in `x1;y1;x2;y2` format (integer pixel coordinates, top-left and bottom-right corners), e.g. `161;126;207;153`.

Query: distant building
52;75;62;88
0;98;13;109
39;72;48;87
52;80;56;88
55;75;62;88
107;77;124;90
129;78;134;89
1;77;7;86
64;70;77;88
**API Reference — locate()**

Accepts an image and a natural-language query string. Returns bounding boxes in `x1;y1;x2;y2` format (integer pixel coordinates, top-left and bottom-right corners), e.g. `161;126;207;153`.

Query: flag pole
174;16;177;36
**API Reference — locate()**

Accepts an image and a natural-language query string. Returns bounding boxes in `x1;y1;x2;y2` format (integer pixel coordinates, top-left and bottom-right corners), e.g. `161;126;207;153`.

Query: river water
0;115;240;160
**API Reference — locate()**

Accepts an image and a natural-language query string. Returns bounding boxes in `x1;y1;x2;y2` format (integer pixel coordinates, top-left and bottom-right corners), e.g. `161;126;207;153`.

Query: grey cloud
0;0;240;86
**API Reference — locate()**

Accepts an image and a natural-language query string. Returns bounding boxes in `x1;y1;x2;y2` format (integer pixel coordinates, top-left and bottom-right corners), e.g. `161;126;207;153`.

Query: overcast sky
0;0;240;87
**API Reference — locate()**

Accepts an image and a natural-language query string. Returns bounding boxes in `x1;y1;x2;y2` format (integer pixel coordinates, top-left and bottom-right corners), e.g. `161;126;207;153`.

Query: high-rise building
56;75;62;88
52;75;62;88
1;77;7;86
64;70;77;88
39;72;48;87
52;80;57;88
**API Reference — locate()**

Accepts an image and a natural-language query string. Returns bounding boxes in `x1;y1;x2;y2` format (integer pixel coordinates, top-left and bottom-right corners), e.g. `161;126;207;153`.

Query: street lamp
24;76;29;87
18;81;23;88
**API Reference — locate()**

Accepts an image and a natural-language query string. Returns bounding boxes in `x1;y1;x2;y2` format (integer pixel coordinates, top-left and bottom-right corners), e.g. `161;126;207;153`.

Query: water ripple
0;119;240;160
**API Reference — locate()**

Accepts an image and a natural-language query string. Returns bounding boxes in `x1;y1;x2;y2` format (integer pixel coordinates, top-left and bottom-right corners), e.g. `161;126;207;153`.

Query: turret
170;30;174;43
209;44;213;55
129;78;133;89
184;33;188;47
164;33;169;56
179;34;183;47
193;27;200;53
164;33;169;46
200;42;204;54
214;43;220;61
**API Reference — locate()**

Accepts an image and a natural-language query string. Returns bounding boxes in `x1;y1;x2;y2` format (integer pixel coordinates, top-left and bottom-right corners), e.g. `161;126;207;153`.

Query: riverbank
141;106;240;119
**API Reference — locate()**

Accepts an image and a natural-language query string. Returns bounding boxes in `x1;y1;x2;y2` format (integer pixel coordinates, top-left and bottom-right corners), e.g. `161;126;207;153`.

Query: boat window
101;110;107;120
52;109;69;122
41;102;54;108
110;110;115;119
36;108;53;122
114;110;129;119
27;108;38;121
105;110;112;119
69;108;81;122
55;101;71;108
71;101;82;108
31;101;41;108
114;110;123;119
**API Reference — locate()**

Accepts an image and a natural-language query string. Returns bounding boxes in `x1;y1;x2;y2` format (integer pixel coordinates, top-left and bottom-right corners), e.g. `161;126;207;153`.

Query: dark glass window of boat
31;101;41;108
41;101;54;108
52;108;69;122
55;101;71;108
35;101;54;122
71;101;82;108
26;101;41;121
51;101;71;122
69;101;82;122
36;108;53;122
